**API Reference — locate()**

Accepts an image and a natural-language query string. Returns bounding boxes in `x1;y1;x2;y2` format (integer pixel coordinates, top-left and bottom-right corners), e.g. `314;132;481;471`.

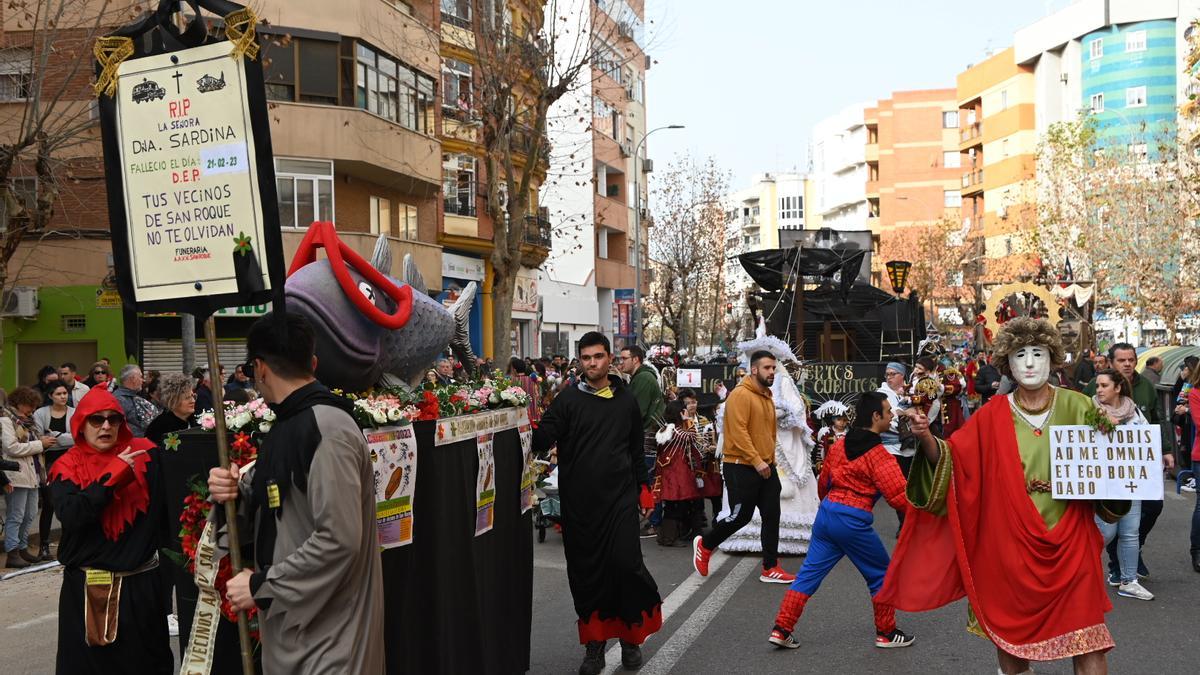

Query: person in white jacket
33;381;75;561
2;386;55;569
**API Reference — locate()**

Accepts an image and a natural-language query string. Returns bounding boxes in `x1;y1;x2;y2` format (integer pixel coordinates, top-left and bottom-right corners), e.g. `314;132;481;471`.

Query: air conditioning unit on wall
1;287;39;318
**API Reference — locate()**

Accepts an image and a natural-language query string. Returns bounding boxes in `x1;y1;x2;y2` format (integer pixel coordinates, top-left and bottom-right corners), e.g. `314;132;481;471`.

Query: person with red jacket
768;391;915;651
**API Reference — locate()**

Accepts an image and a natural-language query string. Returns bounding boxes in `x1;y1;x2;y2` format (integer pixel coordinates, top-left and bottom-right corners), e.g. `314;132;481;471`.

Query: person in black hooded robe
532;331;662;675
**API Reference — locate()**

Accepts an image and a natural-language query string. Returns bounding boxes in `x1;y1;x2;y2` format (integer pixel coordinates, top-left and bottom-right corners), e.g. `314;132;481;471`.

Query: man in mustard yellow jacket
692;350;796;583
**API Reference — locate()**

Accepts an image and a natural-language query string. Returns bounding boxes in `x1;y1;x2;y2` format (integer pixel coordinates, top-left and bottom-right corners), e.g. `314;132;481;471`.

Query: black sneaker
1137;557;1149;579
639;525;657;539
579;640;606;675
619;639;643;670
1106;571;1121;587
875;628;915;649
768;627;799;649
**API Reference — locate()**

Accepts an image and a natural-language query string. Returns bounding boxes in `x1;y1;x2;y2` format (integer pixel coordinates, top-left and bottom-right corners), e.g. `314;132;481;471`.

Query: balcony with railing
961;169;984;195
523;214;552;249
959;121;982;148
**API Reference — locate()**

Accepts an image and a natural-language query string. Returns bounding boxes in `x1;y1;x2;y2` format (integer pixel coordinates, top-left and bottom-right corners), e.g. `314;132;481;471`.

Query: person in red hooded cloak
48;385;172;674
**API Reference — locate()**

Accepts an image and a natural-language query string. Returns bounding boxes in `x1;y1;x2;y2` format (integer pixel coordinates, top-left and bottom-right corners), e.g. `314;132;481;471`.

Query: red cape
877;397;1112;657
48;386;154;541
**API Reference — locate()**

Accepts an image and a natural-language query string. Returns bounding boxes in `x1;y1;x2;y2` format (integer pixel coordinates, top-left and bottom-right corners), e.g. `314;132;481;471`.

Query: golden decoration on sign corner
92;36;134;98
224;7;260;61
92;6;260;99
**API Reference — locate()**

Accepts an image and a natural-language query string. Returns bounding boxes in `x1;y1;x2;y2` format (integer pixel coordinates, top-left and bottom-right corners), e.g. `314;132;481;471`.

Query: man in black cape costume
533;331;662;675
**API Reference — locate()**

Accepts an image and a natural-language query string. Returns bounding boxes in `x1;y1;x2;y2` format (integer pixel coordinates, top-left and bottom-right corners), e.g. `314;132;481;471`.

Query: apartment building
0;1;555;384
1017;0;1199;147
722;172;807;303
437;0;552;358
955;47;1038;280
810;103;872;231
540;0;649;353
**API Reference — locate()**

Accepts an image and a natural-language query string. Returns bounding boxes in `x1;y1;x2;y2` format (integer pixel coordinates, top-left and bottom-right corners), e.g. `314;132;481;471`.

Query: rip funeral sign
97;33;283;317
1049;425;1164;501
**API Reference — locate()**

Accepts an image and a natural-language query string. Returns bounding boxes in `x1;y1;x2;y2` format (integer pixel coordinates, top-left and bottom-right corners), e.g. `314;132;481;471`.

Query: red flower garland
177;434;260;635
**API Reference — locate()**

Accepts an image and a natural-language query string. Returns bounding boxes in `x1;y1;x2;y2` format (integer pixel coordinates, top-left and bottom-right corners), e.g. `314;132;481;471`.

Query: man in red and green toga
878;318;1129;675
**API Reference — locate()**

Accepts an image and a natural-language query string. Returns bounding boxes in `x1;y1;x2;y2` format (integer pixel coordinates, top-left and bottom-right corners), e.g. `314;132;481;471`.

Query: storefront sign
442;252;485;281
95;288;123;309
98;35;283;318
1050;425;1164;500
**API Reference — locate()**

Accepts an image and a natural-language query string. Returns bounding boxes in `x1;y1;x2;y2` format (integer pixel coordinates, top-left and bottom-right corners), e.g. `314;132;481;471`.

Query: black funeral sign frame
96;0;283;319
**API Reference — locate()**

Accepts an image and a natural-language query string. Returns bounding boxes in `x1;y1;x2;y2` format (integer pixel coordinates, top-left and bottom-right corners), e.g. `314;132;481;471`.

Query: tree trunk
491;261;517;360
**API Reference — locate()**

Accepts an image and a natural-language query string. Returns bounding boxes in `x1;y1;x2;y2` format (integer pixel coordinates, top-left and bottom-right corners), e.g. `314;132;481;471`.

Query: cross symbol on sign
1125;481;1138;494
172;70;183;94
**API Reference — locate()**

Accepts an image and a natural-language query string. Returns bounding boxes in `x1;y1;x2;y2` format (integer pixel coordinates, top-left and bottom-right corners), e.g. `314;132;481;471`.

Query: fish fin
449;282;479;377
370;235;393;276
402;254;428;296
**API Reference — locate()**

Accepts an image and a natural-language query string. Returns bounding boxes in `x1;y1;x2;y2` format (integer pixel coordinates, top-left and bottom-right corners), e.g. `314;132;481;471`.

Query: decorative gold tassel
93;36;135;98
224;7;260;61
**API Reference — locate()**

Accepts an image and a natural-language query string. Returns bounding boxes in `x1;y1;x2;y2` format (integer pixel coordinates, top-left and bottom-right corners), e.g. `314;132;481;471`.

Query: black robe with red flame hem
533;376;663;645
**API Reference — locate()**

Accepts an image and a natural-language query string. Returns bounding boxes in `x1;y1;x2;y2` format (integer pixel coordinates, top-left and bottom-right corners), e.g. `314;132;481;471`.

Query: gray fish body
284;256;458;392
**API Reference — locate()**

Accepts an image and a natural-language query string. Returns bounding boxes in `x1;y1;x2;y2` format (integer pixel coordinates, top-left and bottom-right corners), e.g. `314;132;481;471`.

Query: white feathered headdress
737;318;797;365
813;400;849;420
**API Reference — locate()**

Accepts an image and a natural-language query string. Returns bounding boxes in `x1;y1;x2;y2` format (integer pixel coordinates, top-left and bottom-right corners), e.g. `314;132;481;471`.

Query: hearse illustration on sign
131;77;166;103
196;71;226;93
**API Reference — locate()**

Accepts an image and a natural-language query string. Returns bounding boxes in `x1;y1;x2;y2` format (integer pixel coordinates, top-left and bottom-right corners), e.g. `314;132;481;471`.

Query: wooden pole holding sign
204;316;255;675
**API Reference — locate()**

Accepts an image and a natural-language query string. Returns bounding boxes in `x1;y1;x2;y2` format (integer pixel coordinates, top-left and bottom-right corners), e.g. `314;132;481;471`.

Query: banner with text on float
1050;425;1164;500
367;425;419;549
435;407;528;446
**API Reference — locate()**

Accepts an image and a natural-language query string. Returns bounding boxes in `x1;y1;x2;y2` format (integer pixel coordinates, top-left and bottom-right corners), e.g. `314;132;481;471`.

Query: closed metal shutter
141;340;247;375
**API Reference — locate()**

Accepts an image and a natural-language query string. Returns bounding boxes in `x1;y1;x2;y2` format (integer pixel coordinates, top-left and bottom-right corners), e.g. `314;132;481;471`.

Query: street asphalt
1;481;1197;673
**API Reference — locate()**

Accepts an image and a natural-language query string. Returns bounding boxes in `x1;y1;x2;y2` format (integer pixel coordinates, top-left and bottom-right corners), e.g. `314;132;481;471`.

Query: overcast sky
644;0;1071;189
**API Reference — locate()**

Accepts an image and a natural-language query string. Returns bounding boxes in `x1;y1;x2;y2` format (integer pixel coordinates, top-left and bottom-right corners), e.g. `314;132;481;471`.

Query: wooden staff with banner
94;2;285;672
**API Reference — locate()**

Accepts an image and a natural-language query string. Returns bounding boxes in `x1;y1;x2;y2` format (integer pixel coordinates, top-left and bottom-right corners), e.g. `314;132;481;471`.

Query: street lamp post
632;124;684;346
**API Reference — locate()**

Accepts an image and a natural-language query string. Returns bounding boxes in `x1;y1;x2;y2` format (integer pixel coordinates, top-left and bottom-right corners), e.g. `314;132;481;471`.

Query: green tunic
907;386;1128;527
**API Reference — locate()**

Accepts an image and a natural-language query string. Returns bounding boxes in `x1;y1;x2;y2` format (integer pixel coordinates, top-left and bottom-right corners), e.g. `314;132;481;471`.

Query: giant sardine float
284;222;476;392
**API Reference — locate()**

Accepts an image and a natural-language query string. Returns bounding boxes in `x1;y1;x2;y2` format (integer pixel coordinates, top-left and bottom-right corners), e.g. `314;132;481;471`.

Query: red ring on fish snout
286;222;412;330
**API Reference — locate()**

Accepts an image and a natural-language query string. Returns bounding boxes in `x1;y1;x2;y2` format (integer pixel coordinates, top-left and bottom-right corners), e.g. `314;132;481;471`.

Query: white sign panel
676;368;702;388
1050;425;1164;500
114;40;268;302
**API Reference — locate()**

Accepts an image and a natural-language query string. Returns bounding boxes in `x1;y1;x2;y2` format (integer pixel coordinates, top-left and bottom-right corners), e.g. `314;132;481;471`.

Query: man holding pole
208;313;384;674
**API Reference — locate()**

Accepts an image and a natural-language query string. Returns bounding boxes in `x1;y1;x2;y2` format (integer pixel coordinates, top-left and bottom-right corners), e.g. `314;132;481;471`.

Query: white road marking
597;549;733;675
534;559;568;571
639;557;759;675
7;612;57;631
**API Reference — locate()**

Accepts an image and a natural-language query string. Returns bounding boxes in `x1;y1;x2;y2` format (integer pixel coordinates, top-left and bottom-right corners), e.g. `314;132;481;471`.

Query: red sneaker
692;536;711;577
759;566;796;584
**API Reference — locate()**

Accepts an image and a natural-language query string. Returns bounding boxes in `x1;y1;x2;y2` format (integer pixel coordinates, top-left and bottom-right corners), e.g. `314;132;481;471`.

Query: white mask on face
1008;346;1051;390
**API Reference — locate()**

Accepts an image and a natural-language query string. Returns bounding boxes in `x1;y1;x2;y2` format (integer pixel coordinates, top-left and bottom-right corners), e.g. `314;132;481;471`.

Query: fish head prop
284;222;475;391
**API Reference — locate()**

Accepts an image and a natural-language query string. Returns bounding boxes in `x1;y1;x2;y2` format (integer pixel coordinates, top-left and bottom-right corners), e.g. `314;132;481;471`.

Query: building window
942;111;959;128
443;153;477;217
779;195;803;220
1000;89;1008;110
370;196;392;235
400;204;419;240
1126;30;1147;53
1125;86;1146;108
592;39;622;83
441;0;471;29
350;42;435;132
1005;237;1014;255
275;158;334;228
442;58;473;120
386;0;413;15
1129;143;1148;163
1089;38;1103;61
593;96;621;139
0;48;32;101
1090;92;1104;113
61;315;87;333
944;190;962;208
943;151;961;168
